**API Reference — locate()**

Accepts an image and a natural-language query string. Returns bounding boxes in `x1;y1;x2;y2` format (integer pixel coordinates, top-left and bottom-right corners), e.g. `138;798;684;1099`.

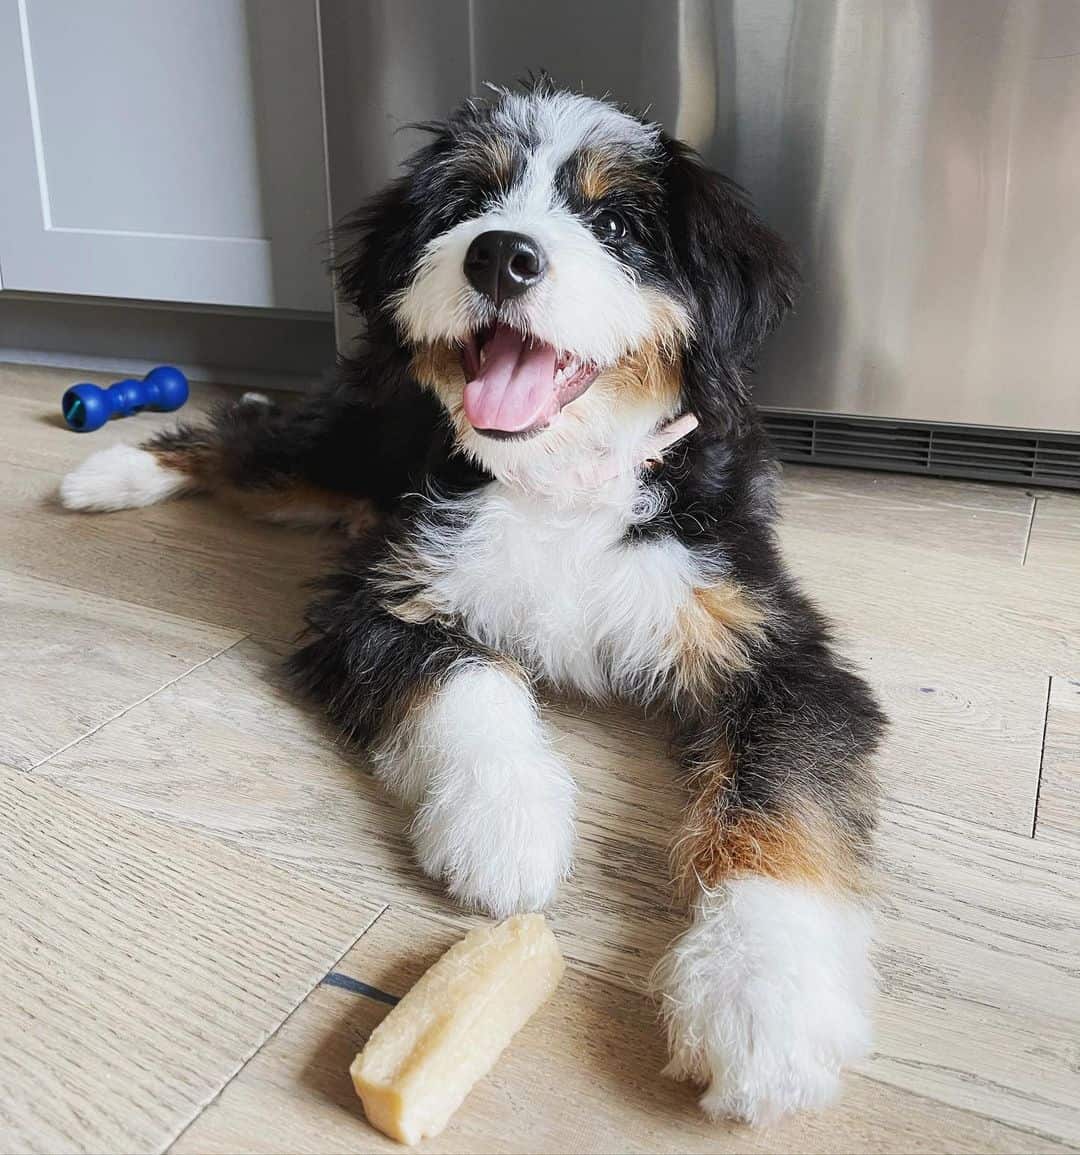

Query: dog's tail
58;391;378;535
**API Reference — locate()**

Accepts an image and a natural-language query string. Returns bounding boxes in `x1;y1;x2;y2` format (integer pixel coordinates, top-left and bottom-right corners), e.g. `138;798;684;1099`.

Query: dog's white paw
371;662;577;917
411;759;575;916
655;876;873;1125
59;444;190;512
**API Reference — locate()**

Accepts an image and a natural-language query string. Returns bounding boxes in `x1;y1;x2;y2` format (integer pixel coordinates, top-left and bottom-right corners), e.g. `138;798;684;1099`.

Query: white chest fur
388;480;708;699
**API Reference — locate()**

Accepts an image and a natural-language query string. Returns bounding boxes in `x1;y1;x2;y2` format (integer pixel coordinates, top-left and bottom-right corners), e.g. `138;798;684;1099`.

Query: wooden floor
1;361;1078;1155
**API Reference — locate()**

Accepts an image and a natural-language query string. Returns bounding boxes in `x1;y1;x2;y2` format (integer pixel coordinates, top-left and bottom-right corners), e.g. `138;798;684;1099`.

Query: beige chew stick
350;913;565;1146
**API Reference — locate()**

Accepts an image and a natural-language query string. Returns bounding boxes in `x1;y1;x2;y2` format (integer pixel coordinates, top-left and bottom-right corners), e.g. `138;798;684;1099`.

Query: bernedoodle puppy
61;78;885;1124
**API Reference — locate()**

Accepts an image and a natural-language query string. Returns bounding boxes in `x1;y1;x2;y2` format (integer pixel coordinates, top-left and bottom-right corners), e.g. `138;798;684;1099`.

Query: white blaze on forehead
495;91;657;219
494;88;659;151
394;91;677;367
495;89;659;188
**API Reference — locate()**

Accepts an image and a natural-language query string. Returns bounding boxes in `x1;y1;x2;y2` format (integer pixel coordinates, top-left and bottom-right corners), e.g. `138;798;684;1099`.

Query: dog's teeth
480;346;488;366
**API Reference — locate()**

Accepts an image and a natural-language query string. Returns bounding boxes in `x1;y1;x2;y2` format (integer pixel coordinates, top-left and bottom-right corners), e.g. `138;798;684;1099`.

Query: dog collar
569;411;699;489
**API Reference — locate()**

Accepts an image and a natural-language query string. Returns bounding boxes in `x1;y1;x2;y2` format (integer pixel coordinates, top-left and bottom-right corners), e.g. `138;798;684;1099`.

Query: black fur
147;354;484;511
661;138;799;432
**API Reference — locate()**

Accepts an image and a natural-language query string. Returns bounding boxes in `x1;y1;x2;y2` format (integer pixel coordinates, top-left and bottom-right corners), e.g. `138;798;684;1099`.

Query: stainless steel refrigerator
320;0;1080;487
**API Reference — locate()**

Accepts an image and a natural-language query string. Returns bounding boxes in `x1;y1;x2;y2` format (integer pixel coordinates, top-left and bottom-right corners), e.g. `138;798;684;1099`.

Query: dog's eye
592;210;627;242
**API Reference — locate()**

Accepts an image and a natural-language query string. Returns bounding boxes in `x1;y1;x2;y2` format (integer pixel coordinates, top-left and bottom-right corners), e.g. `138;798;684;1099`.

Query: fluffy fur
60;444;193;511
372;480;770;704
654;878;875;1124
372;660;576;915
394;90;669;366
58;79;886;1124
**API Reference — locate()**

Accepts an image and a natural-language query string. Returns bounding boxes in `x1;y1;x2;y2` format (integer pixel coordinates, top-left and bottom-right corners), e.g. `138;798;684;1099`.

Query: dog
60;78;885;1125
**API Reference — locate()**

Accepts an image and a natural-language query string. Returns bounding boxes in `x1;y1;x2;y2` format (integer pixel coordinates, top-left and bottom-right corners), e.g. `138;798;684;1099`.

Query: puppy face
337;81;796;478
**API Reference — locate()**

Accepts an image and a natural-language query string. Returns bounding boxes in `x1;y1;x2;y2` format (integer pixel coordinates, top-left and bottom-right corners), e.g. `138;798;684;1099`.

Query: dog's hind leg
146;399;379;535
58;380;441;533
60;392;280;512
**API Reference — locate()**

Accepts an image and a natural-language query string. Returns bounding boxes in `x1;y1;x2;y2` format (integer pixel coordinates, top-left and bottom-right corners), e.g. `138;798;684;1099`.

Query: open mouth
460;323;599;439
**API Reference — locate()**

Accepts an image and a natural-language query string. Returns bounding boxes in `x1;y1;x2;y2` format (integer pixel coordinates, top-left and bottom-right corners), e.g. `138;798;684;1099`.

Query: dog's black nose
464;231;546;305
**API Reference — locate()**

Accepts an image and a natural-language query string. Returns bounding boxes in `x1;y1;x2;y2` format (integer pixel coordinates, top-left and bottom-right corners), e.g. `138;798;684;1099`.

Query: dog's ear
663;138;798;429
333;134;452;338
332;174;417;336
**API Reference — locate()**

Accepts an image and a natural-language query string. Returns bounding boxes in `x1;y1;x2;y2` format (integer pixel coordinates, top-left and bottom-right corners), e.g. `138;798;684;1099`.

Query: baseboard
0;293;337;392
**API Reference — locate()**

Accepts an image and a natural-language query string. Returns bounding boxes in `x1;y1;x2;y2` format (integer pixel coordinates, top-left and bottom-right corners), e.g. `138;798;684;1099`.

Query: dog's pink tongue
463;325;559;432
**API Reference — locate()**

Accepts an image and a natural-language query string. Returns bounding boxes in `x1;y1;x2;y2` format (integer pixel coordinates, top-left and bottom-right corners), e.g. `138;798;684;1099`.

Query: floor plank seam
1021;495;1038;565
1031;674;1054;838
856;1070;1080;1150
162;901;392;1155
883;792;1025;841
28;634;250;773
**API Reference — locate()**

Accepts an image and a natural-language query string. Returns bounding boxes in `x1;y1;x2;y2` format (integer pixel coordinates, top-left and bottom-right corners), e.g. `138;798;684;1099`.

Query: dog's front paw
654;876;874;1125
410;753;576;917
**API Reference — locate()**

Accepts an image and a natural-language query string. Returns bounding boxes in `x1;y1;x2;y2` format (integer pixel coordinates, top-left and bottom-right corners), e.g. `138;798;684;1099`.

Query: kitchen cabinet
0;0;330;311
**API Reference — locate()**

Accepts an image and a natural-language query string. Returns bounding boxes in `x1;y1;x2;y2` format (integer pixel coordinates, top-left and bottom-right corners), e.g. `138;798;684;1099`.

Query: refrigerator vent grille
761;412;1080;490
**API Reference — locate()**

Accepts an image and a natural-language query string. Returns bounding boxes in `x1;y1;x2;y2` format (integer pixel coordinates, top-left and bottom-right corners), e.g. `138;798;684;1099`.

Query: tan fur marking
594;338;684;409
671;759;868;899
486;136;516;189
229;483;379;536
155;443;379;536
410;342;463;398
385;590;447;626
459;136;516;190
373;534;456;627
669;582;767;696
578;149;620;201
576;147;657;203
154;446;213;481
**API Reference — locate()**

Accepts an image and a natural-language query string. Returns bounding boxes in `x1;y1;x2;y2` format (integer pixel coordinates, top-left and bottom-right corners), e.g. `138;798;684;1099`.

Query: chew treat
350;914;565;1145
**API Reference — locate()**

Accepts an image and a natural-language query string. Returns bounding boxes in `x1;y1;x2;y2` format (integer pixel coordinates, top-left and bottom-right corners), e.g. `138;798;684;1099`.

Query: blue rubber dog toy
61;365;189;432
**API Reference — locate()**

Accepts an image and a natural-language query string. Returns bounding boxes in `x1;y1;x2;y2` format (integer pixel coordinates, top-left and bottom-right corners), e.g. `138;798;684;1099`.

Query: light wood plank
1024;491;1080;573
778;522;1080;676
0;361;242;477
7;362;1079;1147
1036;676;1080;849
0;569;242;769
872;806;1080;1142
0;459;324;640
848;640;1046;833
780;464;1035;564
33;639;684;989
0;764;383;1155
34;642;1080;1140
173;905;1069;1155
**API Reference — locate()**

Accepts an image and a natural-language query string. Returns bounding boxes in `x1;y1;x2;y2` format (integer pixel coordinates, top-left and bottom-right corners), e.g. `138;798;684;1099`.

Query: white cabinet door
0;0;330;311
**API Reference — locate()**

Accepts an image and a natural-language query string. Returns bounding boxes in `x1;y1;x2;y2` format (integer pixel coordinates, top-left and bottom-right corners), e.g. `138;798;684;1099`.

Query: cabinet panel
0;0;330;311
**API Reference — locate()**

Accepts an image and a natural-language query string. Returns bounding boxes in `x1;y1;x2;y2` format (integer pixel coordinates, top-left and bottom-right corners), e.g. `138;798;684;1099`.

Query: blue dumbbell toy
61;365;189;432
